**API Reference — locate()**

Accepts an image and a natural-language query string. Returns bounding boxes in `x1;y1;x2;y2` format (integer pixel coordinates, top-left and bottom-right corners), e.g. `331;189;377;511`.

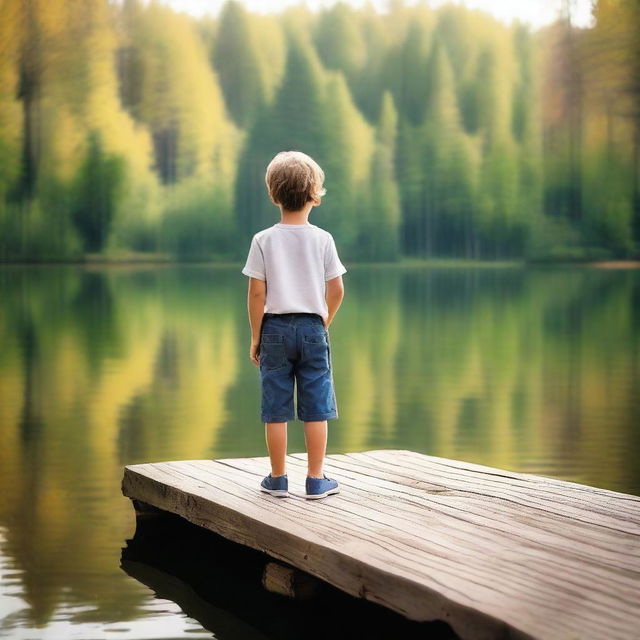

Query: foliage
0;0;637;262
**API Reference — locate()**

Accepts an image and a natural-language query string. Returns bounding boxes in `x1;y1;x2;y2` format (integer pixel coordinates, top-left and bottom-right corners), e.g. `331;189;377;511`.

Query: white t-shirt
241;222;347;320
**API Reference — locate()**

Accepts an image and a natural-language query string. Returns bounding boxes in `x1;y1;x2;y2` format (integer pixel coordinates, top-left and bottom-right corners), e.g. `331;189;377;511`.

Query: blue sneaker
305;474;340;499
260;473;289;497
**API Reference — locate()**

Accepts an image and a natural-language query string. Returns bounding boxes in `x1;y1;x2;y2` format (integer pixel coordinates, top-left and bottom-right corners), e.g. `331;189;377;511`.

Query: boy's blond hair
265;151;327;212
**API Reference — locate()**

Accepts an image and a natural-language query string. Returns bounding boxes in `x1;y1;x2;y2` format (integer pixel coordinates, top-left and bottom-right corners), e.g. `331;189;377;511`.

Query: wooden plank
213;455;638;628
181;456;640;636
121;449;640;640
363;450;640;521
127;452;636;636
261;561;322;599
221;454;638;576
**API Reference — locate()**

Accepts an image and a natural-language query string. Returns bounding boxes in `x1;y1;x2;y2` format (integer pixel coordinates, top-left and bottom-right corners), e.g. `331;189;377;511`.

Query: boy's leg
265;421;287;476
297;318;336;479
304;420;327;477
259;316;295;478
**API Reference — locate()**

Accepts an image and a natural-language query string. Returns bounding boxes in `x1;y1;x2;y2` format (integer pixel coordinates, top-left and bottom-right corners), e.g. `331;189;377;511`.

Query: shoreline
1;257;639;268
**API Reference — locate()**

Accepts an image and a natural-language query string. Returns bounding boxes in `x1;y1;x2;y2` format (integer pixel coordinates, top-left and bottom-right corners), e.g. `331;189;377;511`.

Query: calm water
0;263;638;639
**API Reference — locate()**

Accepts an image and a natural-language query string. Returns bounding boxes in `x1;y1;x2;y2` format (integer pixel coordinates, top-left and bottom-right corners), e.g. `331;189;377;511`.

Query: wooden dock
121;449;640;640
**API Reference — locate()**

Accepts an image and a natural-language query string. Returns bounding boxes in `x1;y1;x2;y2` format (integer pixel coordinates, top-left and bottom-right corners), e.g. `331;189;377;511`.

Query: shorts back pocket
260;334;286;370
302;332;330;370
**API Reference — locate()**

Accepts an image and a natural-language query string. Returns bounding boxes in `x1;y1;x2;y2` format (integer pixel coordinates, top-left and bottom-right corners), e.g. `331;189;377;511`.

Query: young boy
241;150;346;500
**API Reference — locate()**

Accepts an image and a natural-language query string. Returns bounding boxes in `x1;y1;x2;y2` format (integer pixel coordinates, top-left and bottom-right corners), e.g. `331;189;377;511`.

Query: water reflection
0;263;638;638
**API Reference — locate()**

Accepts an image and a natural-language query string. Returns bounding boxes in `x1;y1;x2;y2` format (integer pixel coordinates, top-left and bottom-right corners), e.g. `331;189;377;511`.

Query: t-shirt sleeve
324;234;347;281
241;235;266;280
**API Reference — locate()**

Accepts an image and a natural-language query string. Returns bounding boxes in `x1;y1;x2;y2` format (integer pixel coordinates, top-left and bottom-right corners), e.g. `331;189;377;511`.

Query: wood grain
121;449;640;640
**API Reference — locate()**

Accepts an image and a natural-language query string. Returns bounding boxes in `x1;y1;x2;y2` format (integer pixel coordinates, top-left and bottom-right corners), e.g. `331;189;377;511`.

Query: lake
0;262;638;639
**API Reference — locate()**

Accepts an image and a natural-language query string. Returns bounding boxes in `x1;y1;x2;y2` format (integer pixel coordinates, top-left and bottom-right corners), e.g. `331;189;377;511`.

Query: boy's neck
278;203;314;225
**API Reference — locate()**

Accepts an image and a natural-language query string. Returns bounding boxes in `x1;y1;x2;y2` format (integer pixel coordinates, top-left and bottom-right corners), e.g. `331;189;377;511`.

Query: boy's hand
250;341;260;367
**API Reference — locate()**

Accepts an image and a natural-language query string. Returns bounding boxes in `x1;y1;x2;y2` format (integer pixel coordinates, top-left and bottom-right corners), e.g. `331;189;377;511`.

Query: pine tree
212;1;268;128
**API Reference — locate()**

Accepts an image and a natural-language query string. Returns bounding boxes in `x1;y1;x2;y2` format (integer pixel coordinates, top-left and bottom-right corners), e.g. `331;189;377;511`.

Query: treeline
0;0;638;262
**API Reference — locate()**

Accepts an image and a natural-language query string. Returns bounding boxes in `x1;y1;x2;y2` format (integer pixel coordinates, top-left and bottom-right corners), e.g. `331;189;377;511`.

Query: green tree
380;13;434;126
212;1;269;128
422;40;479;256
234;35;328;248
512;23;544;258
71;130;125;253
0;0;23;207
364;91;401;261
313;2;366;77
319;71;375;254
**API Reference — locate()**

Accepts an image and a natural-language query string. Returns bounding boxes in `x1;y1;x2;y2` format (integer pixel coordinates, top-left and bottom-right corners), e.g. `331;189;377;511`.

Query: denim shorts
259;312;338;422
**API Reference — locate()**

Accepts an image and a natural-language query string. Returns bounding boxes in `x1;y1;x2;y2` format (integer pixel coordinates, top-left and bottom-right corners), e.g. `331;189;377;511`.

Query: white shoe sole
260;488;290;497
304;488;340;500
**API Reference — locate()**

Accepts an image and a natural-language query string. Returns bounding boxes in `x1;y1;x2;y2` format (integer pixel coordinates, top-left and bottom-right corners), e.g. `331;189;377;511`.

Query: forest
0;0;638;262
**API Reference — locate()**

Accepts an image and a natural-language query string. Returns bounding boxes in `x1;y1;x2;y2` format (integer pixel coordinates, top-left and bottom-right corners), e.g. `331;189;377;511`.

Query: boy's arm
325;275;344;329
247;278;266;362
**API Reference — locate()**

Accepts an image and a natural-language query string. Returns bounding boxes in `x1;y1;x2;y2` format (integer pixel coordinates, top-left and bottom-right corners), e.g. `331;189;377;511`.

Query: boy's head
265;151;326;213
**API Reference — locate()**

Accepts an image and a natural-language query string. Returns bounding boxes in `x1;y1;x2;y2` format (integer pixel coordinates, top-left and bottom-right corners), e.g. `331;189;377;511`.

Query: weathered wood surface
121;449;640;640
261;560;322;600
